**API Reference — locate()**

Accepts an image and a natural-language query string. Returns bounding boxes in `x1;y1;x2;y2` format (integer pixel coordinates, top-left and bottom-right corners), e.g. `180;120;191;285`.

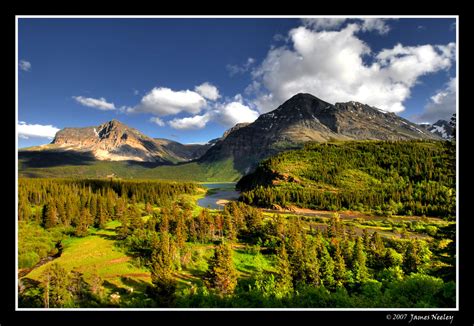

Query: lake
197;183;240;210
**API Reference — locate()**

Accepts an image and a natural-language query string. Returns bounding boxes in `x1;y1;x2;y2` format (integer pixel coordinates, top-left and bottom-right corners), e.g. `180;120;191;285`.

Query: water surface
197;183;240;210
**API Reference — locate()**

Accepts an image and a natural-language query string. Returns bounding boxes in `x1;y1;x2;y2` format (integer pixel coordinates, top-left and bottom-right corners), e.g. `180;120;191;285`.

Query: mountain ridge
19;93;443;178
199;93;441;173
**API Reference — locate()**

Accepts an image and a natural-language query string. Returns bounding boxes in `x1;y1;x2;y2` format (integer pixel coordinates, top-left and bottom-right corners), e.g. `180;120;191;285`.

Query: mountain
24;119;210;164
421;120;454;139
199;93;441;174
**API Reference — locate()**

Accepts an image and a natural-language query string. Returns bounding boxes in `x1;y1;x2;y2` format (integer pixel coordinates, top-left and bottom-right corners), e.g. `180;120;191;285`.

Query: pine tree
353;237;369;283
368;231;385;269
175;215;187;249
223;213;237;241
403;239;422;274
43;202;58;229
40;263;72;308
319;243;335;288
148;232;177;307
333;241;347;286
204;242;238;297
275;243;293;296
129;204;143;231
75;208;91;237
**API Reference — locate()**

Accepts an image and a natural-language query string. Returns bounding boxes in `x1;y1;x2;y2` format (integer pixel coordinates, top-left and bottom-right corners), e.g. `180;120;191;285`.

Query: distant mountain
24;119;210;164
199;93;441;174
420;120;454;139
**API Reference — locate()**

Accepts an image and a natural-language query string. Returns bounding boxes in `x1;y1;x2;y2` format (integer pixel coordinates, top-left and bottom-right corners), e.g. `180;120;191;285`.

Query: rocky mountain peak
200;92;441;174
423;119;453;139
50;119;210;163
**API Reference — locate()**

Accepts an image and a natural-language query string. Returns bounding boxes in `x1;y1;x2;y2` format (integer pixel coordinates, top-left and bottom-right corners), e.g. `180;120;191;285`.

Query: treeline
18;178;197;227
238;141;455;218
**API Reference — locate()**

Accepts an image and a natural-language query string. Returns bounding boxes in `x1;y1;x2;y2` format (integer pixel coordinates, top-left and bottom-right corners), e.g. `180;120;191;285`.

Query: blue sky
17;17;457;148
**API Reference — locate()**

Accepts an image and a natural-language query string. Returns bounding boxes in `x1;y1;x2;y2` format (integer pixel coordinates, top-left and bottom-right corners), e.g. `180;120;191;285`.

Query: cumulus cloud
301;18;346;31
360;18;391;34
167;94;260;130
416;77;456;123
149;117;165;127
19;60;31;71
250;24;455;113
18;121;60;139
301;18;390;35
213;97;259;127
226;58;256;76
168;113;211;130
195;82;220;100
73;96;116;111
129;87;206;116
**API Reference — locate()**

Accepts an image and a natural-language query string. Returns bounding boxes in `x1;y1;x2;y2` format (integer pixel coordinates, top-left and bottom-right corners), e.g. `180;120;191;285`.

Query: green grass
233;248;276;275
24;223;151;296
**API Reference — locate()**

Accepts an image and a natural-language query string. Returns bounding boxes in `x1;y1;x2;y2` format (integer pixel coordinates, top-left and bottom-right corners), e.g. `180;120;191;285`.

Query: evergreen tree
148;232;177;307
175;215;187;249
204;242;238;297
353;237;369;283
40;263;72;308
275;243;293;296
75;208;91;237
319;243;335;288
43;202;58;229
403;239;422;274
223;213;237;241
333;241;347;286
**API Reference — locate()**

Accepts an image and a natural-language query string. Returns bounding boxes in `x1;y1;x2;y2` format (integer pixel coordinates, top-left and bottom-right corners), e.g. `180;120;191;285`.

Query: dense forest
18;178;455;308
237;140;455;219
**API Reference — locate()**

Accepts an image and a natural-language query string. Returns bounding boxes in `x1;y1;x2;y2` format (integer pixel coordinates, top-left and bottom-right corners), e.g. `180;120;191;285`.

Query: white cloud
213;101;259;127
73;96;116;111
18;121;60;139
301;18;346;31
416;77;456;123
195;82;220;100
167;94;260;130
168;113;211;130
226;57;256;76
250;24;455;113
129;87;206;116
19;60;31;71
149;117;165;127
301;18;390;34
360;18;390;35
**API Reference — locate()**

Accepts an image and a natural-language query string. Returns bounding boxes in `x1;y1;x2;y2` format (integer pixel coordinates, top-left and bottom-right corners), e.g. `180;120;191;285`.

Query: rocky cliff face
52;119;208;163
200;93;441;173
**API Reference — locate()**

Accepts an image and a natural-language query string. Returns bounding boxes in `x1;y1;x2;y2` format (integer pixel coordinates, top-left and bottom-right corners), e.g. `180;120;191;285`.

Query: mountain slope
23;119;210;164
200;93;441;174
236;140;455;218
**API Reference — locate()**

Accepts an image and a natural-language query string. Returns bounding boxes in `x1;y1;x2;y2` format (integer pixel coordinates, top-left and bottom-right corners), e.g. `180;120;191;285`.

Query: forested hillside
237;141;455;219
